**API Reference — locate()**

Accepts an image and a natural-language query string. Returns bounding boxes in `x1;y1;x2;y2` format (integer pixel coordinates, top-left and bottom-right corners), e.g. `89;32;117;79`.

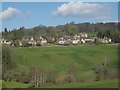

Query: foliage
55;75;65;85
2;45;16;81
64;74;76;83
65;62;77;83
67;25;78;36
22;41;32;47
92;58;117;81
2;22;119;43
94;38;101;45
29;66;47;88
97;30;120;43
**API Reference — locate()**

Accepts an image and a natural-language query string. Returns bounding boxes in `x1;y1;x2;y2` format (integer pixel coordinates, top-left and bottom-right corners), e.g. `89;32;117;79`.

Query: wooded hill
2;22;119;42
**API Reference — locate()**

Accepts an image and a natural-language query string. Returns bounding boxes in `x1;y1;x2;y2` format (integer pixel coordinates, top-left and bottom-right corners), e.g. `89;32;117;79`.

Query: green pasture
2;45;119;88
45;79;118;88
2;80;29;88
14;45;118;78
2;79;118;88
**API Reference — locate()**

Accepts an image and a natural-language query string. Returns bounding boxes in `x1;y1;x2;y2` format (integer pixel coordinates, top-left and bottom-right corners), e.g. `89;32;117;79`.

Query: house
41;39;47;45
73;35;80;39
19;42;23;46
28;41;37;45
72;38;80;44
85;38;95;42
58;38;66;44
81;39;85;44
2;39;12;45
108;38;112;43
71;35;80;44
100;37;112;43
57;37;71;44
6;41;11;45
39;36;47;45
30;37;34;41
79;33;88;38
47;37;56;44
0;39;3;44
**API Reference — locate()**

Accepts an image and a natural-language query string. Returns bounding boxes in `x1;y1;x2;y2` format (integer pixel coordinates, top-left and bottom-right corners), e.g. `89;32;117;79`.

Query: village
0;33;112;47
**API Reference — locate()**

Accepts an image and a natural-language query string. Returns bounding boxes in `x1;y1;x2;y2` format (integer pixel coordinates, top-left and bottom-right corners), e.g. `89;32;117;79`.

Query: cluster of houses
22;36;47;46
57;33;111;45
0;33;112;47
57;33;91;44
0;36;47;46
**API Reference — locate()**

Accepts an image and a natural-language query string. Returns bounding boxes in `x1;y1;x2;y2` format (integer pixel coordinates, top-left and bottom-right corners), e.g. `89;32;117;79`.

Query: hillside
2;22;119;41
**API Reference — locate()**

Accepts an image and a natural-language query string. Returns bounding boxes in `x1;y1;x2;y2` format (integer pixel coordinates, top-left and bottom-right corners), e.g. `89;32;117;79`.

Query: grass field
3;45;118;88
87;33;97;37
13;45;118;80
45;79;118;88
2;80;29;88
2;79;118;88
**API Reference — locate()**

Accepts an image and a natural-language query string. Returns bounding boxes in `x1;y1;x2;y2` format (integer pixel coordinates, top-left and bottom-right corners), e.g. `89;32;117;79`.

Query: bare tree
30;66;46;88
93;57;110;81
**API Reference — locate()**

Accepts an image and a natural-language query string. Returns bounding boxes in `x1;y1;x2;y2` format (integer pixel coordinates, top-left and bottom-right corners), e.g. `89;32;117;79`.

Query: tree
97;32;102;38
94;38;101;45
69;21;75;24
105;30;111;38
65;62;77;83
2;45;16;81
4;28;8;33
3;28;8;39
30;66;47;88
47;68;59;85
93;58;109;81
67;25;77;36
2;22;119;42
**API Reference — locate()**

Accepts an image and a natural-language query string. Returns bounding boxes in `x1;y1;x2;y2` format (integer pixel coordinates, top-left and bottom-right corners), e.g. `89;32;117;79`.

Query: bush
93;63;108;81
96;72;106;81
64;74;76;83
45;68;59;85
55;75;65;85
107;70;118;79
2;45;16;81
94;38;101;45
22;41;32;47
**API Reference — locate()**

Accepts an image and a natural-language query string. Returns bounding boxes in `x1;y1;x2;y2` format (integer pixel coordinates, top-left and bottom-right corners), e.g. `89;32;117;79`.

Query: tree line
2;22;119;43
97;30;120;43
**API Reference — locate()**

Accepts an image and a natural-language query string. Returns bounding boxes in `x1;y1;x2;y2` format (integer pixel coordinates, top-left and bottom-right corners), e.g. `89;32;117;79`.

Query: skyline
1;1;118;31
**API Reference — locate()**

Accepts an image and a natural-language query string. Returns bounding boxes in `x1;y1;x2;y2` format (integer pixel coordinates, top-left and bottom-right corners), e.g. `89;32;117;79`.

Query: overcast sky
1;1;118;31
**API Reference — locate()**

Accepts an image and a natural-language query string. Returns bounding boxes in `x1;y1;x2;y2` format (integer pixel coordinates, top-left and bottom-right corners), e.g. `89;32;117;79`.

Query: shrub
64;74;76;83
107;70;118;79
94;38;101;45
2;45;16;81
93;63;108;81
55;75;65;85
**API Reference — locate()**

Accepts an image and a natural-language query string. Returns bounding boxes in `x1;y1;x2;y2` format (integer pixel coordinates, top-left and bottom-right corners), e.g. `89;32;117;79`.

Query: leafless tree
30;66;46;88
